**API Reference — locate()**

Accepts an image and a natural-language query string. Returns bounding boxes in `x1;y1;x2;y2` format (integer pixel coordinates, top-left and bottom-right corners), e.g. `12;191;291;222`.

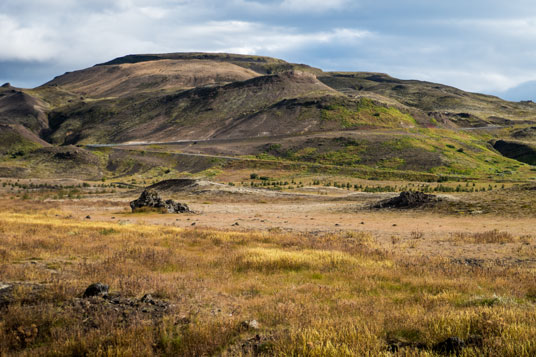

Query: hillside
45;71;337;144
42;53;322;99
43;59;260;98
0;84;50;155
1;52;536;180
319;72;536;126
0;84;49;133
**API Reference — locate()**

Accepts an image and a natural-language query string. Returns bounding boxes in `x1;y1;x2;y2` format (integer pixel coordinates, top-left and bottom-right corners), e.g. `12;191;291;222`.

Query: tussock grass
451;229;519;244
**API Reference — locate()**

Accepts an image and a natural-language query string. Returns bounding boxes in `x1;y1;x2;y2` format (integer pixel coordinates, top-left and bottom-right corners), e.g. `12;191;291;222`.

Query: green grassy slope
319;72;536;126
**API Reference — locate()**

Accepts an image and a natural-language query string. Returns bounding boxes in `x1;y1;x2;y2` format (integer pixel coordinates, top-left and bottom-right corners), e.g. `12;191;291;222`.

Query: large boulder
373;191;440;209
130;189;190;213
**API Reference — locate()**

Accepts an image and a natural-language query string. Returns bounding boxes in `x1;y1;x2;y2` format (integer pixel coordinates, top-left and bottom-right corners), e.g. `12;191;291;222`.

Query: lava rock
433;336;465;354
130;189;190;213
386;338;426;353
140;294;155;304
139;293;169;308
373;191;440;209
83;283;109;298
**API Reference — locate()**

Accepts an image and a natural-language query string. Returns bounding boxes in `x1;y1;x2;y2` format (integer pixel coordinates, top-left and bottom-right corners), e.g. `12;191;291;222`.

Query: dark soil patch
70;292;171;331
0;282;45;308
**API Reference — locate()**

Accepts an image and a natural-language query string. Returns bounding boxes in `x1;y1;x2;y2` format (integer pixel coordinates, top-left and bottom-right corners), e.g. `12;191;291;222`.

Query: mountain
42;53;322;99
25;53;536;145
1;52;536;180
494;80;536;102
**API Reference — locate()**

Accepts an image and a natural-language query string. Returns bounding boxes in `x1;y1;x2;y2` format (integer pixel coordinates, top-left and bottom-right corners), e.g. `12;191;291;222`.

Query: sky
1;0;536;101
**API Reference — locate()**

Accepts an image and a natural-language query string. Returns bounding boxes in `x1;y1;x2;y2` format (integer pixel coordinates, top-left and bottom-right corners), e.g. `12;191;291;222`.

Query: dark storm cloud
1;0;535;100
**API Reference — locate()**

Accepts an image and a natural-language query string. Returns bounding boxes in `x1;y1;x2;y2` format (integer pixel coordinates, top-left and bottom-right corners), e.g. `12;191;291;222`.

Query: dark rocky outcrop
83;283;109;298
76;287;173;330
373;191;440;209
512;126;536;139
492;139;536;165
130;189;190;213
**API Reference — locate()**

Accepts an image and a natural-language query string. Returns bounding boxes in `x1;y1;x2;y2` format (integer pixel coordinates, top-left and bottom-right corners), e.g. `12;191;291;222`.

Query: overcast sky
1;0;535;100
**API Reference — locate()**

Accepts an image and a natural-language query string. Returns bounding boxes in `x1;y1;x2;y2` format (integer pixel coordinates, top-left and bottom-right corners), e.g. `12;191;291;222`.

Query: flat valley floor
1;179;536;356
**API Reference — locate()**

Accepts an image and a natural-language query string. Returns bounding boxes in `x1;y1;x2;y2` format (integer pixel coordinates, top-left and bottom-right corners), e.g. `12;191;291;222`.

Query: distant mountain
494;80;536;102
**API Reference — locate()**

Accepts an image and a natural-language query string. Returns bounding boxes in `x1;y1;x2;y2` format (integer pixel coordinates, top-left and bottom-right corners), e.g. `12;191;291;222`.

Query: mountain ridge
1;52;535;180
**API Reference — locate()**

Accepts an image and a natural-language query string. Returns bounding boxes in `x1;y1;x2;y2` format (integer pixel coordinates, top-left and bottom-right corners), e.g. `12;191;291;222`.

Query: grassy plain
1;180;536;356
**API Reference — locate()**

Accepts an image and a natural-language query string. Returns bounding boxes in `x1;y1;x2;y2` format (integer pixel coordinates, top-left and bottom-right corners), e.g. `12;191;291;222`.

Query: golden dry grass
1;200;536;356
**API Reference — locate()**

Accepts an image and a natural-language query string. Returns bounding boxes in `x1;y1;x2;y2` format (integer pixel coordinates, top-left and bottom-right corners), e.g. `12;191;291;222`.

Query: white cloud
436;71;515;93
232;0;353;14
1;0;535;95
280;0;350;12
157;20;370;56
0;0;370;71
440;17;536;38
0;15;59;61
138;6;168;19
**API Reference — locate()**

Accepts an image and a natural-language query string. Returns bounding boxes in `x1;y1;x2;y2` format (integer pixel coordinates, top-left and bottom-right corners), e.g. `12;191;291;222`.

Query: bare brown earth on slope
0;53;326;151
0;84;48;130
44;59;261;98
